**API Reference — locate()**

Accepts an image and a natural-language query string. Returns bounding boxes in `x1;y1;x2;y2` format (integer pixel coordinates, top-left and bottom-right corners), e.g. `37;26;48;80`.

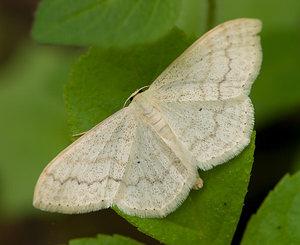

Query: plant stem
206;0;216;31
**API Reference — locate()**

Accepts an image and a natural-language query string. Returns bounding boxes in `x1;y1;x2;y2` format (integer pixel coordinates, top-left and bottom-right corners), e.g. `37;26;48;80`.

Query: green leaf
66;27;256;244
32;0;181;48
114;133;255;245
65;28;195;135
67;234;144;245
241;171;300;245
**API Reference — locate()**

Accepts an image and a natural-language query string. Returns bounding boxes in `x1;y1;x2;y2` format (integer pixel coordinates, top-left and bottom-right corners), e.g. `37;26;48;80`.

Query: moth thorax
135;96;174;141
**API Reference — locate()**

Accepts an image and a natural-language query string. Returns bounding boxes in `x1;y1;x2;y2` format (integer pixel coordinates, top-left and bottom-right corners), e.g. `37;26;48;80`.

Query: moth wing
33;107;137;213
156;96;253;171
149;18;262;102
114;106;198;217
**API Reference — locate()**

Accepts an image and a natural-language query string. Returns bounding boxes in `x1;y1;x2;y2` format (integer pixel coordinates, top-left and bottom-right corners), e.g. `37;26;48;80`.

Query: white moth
33;18;262;218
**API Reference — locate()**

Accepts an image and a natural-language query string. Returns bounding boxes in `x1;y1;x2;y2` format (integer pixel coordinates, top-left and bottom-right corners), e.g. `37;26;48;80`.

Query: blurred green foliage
0;43;81;218
67;234;144;245
32;0;182;48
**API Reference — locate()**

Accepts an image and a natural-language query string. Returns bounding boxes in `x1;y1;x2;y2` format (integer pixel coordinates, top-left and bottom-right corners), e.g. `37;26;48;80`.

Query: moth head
123;85;150;107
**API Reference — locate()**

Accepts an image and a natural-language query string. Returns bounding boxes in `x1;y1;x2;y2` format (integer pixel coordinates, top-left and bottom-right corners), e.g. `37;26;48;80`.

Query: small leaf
241;171;300;245
67;234;144;245
114;133;255;245
32;0;181;48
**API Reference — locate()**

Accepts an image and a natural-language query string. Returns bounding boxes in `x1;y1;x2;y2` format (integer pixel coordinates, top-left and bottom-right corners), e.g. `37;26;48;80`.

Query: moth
34;18;262;218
